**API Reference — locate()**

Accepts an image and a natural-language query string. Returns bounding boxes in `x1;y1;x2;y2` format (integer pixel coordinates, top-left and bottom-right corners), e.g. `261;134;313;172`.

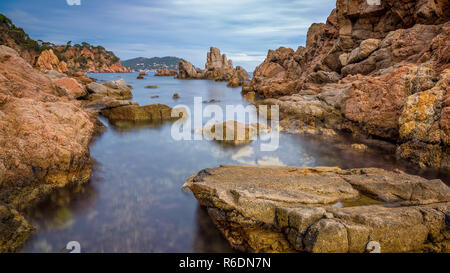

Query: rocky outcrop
53;77;87;99
137;72;146;79
101;103;184;123
35;49;68;73
196;121;271;146
246;0;450;169
184;165;450;253
178;60;203;79
86;79;132;101
178;47;250;87
155;69;178;77
52;45;131;73
0;45;97;251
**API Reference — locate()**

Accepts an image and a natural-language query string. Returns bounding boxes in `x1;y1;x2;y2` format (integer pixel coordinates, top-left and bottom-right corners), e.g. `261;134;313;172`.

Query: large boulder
178;47;250;86
86;79;132;100
206;47;233;70
197;121;270;146
184;165;450;253
53;77;87;99
177;60;201;79
155;69;178;77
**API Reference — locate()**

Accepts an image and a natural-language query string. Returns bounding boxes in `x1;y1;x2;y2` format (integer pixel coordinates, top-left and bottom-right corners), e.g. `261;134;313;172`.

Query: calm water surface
21;72;449;253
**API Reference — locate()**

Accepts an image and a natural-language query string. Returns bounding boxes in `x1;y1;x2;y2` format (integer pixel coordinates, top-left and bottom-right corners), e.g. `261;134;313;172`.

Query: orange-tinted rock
155;69;178;76
0;46;57;99
35;49;68;73
227;77;241;88
248;10;339;98
51;45;131;73
53;77;87;99
178;47;250;87
0;45;96;251
341;66;411;140
247;0;450;169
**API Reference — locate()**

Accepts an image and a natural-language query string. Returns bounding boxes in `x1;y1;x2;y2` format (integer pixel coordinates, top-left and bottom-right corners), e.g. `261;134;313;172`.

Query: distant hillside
0;13;129;73
52;42;130;73
121;57;183;71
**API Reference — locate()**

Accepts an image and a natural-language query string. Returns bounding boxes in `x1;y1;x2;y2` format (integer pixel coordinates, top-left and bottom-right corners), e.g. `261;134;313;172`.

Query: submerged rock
155;69;178;77
101;103;185;122
0;204;33;253
86;79;132;101
198;121;271;146
184;165;450;253
137;72;146;79
82;97;137;111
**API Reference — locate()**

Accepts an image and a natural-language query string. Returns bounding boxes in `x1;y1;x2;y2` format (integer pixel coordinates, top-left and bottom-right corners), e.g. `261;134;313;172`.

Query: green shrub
0;14;12;25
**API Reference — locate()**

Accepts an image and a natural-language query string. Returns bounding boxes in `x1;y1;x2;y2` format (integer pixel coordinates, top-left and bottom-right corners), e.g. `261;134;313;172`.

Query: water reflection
20;72;449;253
193;207;234;253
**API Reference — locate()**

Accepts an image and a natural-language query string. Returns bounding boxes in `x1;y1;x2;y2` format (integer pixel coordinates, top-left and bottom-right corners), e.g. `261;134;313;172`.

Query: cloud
0;0;336;71
227;53;266;63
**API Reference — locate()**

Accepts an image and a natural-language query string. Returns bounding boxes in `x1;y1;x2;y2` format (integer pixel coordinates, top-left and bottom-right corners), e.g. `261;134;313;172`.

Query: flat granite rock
183;165;450;253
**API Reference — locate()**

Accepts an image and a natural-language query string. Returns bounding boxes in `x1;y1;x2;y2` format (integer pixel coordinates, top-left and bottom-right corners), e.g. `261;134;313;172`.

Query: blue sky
0;0;335;71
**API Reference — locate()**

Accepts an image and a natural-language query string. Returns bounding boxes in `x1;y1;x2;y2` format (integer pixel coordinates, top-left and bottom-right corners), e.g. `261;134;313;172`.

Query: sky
0;0;336;71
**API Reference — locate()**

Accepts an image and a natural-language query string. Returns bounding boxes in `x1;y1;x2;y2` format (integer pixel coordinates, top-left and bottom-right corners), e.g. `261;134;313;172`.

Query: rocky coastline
182;0;450;253
0;44;181;252
0;13;130;74
0;0;449;254
242;0;449;170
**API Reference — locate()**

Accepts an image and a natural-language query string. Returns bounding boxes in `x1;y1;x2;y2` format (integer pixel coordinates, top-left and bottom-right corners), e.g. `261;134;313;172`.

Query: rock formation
244;0;450;169
101;103;184;123
184;165;450;253
86;79;133;101
155;69;178;77
35;49;68;73
178;47;250;87
197;121;271;146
